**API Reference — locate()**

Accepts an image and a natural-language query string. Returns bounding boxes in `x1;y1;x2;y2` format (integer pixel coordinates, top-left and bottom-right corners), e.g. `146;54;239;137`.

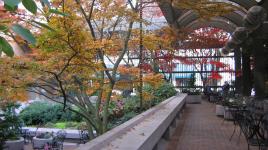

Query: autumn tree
0;0;67;56
0;0;239;139
132;25;231;91
178;27;230;88
0;0;165;139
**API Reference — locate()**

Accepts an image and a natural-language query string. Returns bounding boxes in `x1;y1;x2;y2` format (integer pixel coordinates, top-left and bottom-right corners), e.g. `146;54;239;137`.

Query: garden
17;82;176;130
1;0;268;150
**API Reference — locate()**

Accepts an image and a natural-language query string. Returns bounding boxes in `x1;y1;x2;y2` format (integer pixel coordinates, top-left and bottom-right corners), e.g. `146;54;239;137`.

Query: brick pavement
166;101;258;150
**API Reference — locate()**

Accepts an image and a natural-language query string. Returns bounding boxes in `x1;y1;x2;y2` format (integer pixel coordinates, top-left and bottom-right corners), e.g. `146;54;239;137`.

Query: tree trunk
234;49;242;94
85;120;95;139
102;84;114;132
242;52;252;96
252;40;267;100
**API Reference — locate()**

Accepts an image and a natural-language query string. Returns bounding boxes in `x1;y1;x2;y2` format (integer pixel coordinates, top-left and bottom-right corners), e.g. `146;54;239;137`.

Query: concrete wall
76;94;187;150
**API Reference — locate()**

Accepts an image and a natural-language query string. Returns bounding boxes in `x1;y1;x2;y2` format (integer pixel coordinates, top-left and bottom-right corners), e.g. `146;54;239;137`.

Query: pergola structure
156;0;268;95
157;0;268;31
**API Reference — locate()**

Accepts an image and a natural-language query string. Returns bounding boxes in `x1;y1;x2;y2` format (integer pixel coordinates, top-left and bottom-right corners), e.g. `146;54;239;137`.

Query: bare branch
58;52;78;76
74;0;96;39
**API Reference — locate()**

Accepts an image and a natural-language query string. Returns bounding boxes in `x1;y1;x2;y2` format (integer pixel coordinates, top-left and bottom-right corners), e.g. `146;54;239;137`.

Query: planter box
215;105;224;116
201;94;207;100
4;137;24;150
224;107;233;120
32;137;53;149
186;95;201;104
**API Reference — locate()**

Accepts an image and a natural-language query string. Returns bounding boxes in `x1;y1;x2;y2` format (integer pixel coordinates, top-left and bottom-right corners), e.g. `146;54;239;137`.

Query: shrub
19;101;82;125
144;82;177;102
181;88;201;95
77;122;88;130
154;82;177;100
123;96;139;113
44;122;55;128
123;82;177;113
44;121;81;129
108;111;138;129
54;122;66;129
0;103;23;149
108;100;124;118
65;122;79;129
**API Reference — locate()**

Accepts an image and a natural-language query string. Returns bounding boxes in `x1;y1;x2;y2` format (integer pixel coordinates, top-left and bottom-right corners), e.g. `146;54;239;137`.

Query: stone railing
76;94;187;150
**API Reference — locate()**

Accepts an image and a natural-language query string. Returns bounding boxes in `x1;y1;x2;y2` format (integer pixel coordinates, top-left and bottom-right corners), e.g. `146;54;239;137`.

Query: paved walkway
166;101;258;150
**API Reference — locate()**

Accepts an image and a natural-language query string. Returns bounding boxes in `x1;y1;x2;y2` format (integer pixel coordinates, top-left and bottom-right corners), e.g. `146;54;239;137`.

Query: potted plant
215;101;225;116
33;132;53;149
183;88;202;104
183;74;202;104
0;103;24;150
223;96;249;120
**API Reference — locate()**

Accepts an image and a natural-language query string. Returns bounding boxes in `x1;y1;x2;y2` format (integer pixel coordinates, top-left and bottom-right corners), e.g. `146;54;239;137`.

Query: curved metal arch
186;17;237;33
177;10;245;27
157;0;256;25
228;0;257;9
176;0;252;27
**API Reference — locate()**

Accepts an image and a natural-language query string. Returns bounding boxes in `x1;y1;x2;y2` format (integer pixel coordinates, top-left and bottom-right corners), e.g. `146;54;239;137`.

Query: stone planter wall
224;107;233;120
76;94;187;150
186;95;202;104
4;137;24;150
215;105;224;116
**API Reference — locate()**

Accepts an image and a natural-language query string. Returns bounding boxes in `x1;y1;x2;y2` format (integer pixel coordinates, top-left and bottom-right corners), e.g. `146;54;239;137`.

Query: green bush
123;82;176;113
44;122;55;128
65;122;76;128
44;121;82;129
0;103;23;149
123;96;140;113
144;82;177;102
108;111;138;129
54;122;66;129
19;101;82;125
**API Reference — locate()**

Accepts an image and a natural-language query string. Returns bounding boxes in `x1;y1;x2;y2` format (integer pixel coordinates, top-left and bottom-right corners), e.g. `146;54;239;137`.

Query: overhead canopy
157;0;265;33
186;17;237;33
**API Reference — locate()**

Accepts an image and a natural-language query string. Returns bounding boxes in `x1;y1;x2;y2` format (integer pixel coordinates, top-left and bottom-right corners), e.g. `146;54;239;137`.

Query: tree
0;0;238;139
180;27;230;89
0;0;66;57
188;73;196;87
0;0;164;139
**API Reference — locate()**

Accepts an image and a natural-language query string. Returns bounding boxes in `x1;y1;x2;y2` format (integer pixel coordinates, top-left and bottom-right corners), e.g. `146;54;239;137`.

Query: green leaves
32;21;55;31
0;25;8;33
0;37;14;57
4;0;20;8
4;3;18;12
11;24;36;45
4;0;38;14
49;9;68;16
22;0;37;14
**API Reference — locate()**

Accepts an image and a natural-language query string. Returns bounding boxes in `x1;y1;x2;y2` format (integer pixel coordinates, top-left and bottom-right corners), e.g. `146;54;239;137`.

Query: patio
1;0;268;150
166;100;258;150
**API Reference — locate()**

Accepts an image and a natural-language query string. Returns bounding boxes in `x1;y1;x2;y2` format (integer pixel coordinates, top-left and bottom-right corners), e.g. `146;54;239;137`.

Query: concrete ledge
22;127;82;139
4;137;24;150
76;94;187;150
186;95;202;104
